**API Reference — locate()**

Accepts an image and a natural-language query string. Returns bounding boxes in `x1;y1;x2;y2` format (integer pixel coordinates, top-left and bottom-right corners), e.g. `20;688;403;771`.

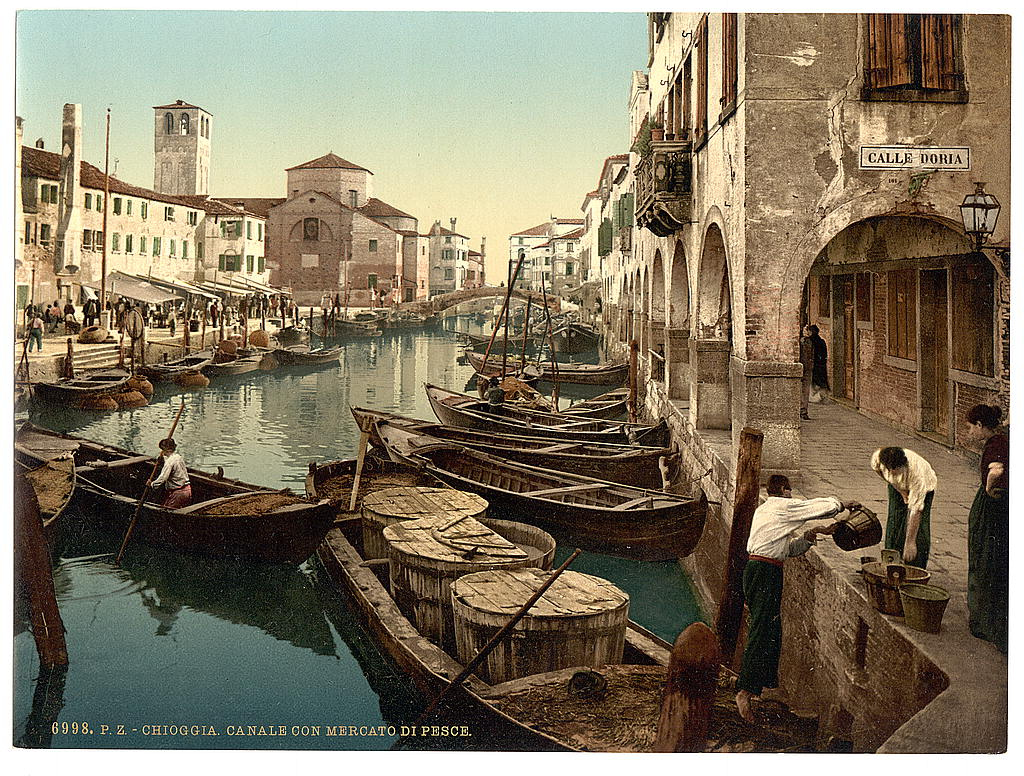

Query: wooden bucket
861;561;930;616
383;514;543;650
900;584;950;633
451;568;629;684
833;507;883;552
362;486;487;560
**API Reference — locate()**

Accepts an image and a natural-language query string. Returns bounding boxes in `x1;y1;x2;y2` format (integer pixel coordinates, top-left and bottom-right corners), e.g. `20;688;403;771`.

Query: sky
14;7;649;282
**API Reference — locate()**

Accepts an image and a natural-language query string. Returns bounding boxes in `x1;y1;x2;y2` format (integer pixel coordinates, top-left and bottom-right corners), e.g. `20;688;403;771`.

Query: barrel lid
383;514;528;564
451;568;629;618
363;486;486;519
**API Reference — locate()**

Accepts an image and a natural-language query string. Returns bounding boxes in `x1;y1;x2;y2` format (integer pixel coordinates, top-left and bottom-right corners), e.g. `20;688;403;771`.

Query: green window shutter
246;255;254;272
182;241;188;259
96;195;102;211
258;256;265;273
246;221;252;239
198;242;204;259
219;255;225;271
113;198;121;215
220;221;226;238
85;193;92;209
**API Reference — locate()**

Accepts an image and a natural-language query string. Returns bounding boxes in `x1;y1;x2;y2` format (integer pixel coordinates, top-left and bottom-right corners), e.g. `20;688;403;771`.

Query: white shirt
152;451;189;491
747;495;844;561
870;448;937;515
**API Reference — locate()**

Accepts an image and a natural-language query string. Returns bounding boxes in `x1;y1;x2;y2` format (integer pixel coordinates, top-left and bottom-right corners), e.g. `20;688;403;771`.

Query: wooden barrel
451;568;630;684
477;517;556;571
362;486;487;560
383;514;544;650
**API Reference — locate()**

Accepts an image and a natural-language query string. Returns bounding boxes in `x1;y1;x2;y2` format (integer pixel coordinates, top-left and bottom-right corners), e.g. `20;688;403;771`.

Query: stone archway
691;223;732;430
649;250;667;386
640;266;650;356
667;240;690;399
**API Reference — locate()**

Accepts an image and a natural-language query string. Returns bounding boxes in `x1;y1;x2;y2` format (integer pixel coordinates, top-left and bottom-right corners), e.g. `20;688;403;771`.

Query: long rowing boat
350;406;672;488
273;344;343;367
538;360;629;386
16;423;334;564
425;383;670;446
463;350;543;383
139;350;214;381
32;368;131;403
559;387;629;420
376;421;706;561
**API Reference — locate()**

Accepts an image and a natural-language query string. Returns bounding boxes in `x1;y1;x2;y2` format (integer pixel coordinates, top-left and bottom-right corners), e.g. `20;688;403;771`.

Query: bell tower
153;100;212;196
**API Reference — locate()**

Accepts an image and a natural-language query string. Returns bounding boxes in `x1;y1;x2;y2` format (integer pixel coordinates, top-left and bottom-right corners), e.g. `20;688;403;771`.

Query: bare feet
735;689;756;723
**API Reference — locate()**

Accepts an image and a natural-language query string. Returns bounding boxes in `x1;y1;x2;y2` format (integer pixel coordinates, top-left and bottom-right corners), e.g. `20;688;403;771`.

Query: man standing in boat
152;438;192;508
735;475;857;723
486;376;505;415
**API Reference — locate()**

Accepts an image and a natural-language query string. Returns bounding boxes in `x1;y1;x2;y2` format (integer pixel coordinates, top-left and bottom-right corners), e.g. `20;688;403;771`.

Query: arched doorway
649;250;667;386
691;224;732;430
667;240;690;399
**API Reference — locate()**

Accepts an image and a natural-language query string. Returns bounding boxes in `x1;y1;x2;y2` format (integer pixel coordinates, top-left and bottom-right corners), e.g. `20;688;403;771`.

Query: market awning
200;280;253;296
233;276;284;295
145;276;219;301
83;272;180;304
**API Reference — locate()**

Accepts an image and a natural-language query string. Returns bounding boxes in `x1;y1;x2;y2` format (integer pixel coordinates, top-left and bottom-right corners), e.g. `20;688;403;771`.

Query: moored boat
349;406;672;488
376;421;706;561
539;360;629;386
15;423;334;564
273;344;343;367
139;350;215;381
463;350;543;384
202;348;266;377
425;383;670;446
32;368;131;403
550;322;600;354
274;324;310;346
15;443;76;547
559;387;629;419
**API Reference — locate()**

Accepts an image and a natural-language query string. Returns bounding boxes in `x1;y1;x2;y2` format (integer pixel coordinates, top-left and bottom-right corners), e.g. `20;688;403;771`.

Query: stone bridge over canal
398;286;563;315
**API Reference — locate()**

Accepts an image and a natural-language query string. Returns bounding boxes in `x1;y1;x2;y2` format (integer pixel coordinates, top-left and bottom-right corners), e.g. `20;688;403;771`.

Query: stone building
533;227;583;298
605;12;1009;468
262;153;424;307
594;11;1010;752
507;218;584;291
426;220;472;297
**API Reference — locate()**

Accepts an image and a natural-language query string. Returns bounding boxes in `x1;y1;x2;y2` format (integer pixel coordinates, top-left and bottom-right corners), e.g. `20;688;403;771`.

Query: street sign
859;145;971;171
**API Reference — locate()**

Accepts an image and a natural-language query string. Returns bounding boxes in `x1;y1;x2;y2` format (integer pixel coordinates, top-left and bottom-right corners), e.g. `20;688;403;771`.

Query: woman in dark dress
964;404;1009;653
807;324;829;399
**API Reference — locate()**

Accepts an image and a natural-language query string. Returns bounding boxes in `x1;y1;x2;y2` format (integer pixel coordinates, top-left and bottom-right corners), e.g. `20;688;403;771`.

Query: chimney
55;103;83;276
480;236;486;258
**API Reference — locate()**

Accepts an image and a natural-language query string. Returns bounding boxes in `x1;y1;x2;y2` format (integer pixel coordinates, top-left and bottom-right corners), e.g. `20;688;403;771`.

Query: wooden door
920;269;950;435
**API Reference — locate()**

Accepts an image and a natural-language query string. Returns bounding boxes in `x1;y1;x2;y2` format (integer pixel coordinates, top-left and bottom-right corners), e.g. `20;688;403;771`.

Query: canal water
13;317;703;751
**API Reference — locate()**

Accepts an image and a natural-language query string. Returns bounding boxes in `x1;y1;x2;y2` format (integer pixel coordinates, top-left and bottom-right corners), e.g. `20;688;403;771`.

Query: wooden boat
15;423;334;564
560;387;629;420
310;316;380;338
551;322;600;354
202;348;266;377
539;360;629;387
464;350;544;383
139;350;214;381
32;368;131;403
273;344;343;367
14;443;76;547
425;383;670;446
377;422;706;560
275;324;310;346
350;407;672;488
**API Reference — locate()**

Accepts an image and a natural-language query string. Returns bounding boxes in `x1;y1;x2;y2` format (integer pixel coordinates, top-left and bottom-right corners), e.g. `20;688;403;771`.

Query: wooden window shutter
921;15;958;90
721;13;738;107
696;15;708;139
867;14;911;89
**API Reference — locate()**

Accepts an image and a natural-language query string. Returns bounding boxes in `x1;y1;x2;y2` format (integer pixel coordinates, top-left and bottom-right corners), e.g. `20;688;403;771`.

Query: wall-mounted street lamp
959;182;1001;252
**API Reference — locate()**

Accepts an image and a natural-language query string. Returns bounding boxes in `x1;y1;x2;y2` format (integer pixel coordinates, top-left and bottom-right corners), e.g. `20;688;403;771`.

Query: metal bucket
833;507;883;552
861;561;930;616
900;583;950;633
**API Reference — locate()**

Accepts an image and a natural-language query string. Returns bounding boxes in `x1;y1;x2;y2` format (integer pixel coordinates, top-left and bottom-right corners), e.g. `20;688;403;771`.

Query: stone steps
66;343;123;370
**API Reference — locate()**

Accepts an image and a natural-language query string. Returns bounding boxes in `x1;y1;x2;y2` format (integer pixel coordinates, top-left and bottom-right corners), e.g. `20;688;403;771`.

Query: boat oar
115;399;186;565
391;547;583;750
348;424;371;513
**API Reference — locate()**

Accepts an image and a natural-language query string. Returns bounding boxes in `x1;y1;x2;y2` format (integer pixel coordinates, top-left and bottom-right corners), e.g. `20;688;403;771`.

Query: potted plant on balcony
649;117;664;142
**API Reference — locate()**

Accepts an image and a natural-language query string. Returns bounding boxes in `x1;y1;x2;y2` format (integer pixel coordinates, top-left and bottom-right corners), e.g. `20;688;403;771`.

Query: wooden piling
713;427;764;666
14;469;68;670
653;622;720;752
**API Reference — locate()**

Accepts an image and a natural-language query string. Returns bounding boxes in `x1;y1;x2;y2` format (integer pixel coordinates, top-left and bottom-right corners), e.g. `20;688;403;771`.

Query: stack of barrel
364;485;631;682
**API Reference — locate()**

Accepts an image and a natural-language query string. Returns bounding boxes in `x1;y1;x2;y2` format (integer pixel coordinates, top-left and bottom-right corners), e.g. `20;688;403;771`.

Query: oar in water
391;547;583;750
115;399;186;564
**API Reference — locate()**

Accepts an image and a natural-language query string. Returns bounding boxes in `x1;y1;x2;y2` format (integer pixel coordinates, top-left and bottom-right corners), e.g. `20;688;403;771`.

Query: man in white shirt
870;446;936;568
152;438;191;508
735;474;857;723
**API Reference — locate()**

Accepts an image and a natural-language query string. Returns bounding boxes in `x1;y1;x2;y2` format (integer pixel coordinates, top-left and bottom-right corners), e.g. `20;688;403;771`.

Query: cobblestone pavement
797;399;1008;753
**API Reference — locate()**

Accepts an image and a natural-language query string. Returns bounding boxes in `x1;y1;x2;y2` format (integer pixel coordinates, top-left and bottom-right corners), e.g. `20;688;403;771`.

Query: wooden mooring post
713;427;764;666
14;470;68;670
654;622;720;752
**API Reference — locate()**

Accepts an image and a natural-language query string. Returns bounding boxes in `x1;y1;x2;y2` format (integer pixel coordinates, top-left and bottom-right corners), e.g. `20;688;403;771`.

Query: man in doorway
871;446;936;568
799;326;814;420
735;475;857;723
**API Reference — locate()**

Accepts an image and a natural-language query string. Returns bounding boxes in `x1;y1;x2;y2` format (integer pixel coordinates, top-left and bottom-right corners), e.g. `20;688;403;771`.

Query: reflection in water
14;321;701;750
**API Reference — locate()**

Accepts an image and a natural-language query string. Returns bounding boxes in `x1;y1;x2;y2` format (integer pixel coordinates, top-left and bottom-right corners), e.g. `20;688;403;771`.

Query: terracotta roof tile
359;197;415;220
286;152;372;174
212;197;285;218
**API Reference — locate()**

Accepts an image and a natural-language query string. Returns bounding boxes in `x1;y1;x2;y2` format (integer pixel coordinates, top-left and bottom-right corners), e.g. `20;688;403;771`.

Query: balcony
635;140;693;237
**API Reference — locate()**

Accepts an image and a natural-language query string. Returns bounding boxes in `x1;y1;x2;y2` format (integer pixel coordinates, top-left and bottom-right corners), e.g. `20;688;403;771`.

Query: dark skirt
968;486;1008;653
884;484;932;569
737;560;784;696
